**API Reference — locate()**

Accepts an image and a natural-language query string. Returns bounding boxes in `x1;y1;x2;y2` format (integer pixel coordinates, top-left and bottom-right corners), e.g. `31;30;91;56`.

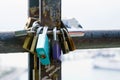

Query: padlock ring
31;21;41;31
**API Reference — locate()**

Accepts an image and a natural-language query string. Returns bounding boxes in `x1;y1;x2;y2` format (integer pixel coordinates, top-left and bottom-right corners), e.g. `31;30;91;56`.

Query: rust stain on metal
40;0;61;28
29;7;39;18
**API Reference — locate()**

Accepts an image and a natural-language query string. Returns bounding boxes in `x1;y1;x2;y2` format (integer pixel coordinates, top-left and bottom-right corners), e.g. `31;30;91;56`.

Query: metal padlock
30;27;43;54
63;28;76;51
22;23;37;51
36;26;50;65
60;29;69;54
23;32;34;51
52;27;61;60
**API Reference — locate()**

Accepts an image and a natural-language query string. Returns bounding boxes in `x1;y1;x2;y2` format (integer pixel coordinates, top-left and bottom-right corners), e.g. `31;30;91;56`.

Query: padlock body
66;37;76;51
30;36;38;54
52;40;61;60
61;41;69;54
63;28;76;51
36;35;50;65
23;33;34;51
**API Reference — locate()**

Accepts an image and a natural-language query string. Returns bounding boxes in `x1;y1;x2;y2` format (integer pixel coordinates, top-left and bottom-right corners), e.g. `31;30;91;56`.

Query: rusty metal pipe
0;30;120;53
73;30;120;49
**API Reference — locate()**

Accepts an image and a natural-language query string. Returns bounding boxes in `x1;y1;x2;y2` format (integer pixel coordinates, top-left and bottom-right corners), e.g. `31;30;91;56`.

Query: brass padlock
63;28;76;51
59;29;69;54
52;27;61;60
23;33;34;51
30;27;43;54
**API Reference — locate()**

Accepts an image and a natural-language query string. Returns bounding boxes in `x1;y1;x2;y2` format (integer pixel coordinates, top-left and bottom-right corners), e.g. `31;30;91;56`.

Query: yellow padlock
30;27;43;54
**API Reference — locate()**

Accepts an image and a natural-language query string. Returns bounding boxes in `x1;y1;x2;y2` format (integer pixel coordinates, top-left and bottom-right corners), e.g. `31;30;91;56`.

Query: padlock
22;23;37;51
23;33;34;51
30;27;43;54
31;21;41;31
52;27;61;60
63;28;76;51
59;29;69;54
36;26;50;65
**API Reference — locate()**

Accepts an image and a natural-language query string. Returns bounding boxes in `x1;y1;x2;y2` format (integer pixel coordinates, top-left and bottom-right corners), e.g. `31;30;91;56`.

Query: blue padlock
36;26;50;65
52;27;61;61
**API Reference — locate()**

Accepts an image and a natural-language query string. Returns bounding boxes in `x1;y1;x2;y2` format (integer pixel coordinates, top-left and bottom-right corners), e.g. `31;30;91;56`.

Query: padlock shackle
60;29;66;41
36;27;43;36
63;28;70;37
53;27;57;40
42;26;48;36
31;21;40;31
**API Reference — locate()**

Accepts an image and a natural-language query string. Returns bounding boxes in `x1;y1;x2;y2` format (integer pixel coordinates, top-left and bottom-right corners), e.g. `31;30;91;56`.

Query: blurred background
0;0;120;80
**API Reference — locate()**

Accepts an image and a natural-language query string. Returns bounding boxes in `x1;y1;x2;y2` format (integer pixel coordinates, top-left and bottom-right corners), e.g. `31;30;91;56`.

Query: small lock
23;22;38;51
63;28;76;51
23;33;34;51
30;27;43;54
59;29;69;54
36;26;50;65
52;27;61;60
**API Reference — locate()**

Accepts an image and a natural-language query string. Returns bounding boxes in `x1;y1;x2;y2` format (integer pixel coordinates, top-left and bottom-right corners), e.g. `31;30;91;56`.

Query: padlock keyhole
40;54;46;59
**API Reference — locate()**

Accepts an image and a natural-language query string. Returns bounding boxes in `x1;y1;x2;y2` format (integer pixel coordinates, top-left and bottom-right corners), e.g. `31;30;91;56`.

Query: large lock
23;19;38;51
52;27;61;60
36;26;50;65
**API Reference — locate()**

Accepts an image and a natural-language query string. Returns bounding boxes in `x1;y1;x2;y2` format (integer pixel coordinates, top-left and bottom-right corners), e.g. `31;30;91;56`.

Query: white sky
62;0;120;30
0;0;120;80
0;0;120;30
0;0;28;31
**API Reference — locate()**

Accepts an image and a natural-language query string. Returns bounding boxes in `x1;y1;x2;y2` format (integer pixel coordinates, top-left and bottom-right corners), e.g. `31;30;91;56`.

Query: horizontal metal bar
73;30;120;49
0;30;120;53
0;32;25;53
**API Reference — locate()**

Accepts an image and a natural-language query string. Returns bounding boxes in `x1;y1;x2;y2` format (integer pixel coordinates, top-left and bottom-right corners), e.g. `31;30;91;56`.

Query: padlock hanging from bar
36;26;50;65
63;28;76;51
52;27;61;61
30;27;43;54
22;21;41;51
59;29;69;54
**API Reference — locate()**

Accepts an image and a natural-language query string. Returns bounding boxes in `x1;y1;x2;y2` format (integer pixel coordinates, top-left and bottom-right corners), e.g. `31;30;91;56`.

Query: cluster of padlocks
15;17;76;65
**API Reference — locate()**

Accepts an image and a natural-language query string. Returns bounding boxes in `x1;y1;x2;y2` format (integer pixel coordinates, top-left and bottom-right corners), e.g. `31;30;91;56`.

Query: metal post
29;0;61;80
29;0;39;80
39;0;61;80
